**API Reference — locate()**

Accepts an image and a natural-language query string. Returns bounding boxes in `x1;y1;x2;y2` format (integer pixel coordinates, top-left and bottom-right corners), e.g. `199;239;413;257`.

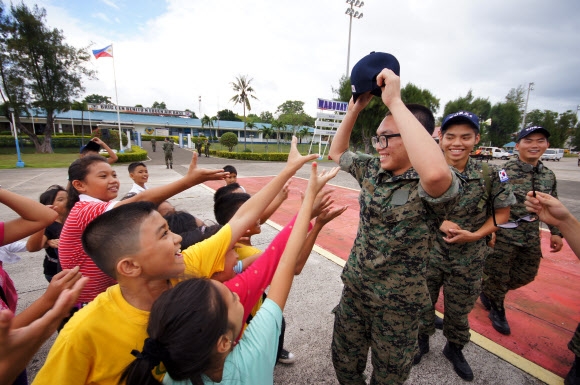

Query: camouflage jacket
162;141;173;154
339;151;460;311
495;158;562;246
431;157;516;264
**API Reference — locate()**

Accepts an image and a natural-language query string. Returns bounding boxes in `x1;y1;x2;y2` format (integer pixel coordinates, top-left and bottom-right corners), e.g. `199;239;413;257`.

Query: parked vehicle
477;146;512;160
541;148;564;161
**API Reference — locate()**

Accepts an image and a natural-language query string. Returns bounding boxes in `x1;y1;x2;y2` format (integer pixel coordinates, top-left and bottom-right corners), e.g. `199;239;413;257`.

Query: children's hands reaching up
307;163;340;197
310;189;335;219
315;205;348;227
185;151;229;186
43;267;84;305
286;136;319;173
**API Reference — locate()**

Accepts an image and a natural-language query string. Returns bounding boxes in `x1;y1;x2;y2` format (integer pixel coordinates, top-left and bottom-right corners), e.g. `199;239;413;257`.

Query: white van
478;147;512;160
541;148;564;161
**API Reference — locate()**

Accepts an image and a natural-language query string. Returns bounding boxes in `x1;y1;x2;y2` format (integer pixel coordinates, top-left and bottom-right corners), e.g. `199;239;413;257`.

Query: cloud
92;12;112;24
100;0;120;10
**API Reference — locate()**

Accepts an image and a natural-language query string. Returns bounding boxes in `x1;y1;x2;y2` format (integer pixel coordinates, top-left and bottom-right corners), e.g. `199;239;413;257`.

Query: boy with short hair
127;162;149;194
32;138;318;385
222;165;246;192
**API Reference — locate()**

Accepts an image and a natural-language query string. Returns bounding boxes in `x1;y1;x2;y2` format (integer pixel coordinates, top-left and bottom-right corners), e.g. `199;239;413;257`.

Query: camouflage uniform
570;324;580;357
419;158;515;346
151;138;156;152
331;151;459;385
162;140;173;168
482;158;562;310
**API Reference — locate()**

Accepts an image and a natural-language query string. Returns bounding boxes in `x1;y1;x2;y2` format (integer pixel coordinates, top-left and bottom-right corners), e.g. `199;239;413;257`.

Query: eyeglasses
491;188;538;229
371;134;401;149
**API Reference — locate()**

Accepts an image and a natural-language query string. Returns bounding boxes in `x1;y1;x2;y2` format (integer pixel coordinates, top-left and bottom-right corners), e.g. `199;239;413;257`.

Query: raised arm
227;137;318;249
376;69;451;198
259;180;291;224
0;189;57;246
267;164;339;310
329;94;373;164
118;152;228;207
91;137;118;164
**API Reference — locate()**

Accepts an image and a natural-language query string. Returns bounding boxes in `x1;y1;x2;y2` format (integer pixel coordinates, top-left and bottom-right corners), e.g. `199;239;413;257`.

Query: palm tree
230;75;258;151
201;114;214;138
297;126;310;144
246;121;257;151
259;124;275;153
271;120;286;152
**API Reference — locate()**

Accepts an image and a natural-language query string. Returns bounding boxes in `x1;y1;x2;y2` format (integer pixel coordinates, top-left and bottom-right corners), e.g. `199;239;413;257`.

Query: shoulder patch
498;169;509;183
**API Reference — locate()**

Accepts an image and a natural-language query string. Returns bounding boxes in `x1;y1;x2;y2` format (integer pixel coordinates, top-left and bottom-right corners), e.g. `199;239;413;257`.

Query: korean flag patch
498;169;509;183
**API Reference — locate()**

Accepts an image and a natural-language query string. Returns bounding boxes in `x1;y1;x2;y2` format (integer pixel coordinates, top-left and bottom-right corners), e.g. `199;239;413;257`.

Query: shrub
219;132;238;152
101;145;148;162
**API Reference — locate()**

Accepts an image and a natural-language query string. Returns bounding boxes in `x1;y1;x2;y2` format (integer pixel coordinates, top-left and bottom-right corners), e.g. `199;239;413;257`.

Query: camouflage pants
482;240;542;310
419;251;485;346
164;152;173;166
331;286;417;385
569;323;580;357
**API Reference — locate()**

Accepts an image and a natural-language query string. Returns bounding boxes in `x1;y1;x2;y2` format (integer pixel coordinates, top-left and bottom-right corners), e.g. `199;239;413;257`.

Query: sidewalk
3;146;576;384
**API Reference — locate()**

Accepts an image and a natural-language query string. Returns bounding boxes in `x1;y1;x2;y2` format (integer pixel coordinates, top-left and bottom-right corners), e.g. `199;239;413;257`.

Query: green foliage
400;83;440;114
525;109;577;148
70;100;88;111
213;150;288;161
84;94;111;104
217;109;241;122
259;111;273;123
219;132;238;151
0;2;95;153
151;101;167;109
258;124;275;152
276;100;305;115
231;74;258;151
489;102;520;147
106;145;147;162
443;90;492;121
92;128;128;149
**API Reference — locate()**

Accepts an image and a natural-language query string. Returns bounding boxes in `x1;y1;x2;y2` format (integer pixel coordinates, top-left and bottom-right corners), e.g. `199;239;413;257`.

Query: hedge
100;145;148;162
211;150;288;161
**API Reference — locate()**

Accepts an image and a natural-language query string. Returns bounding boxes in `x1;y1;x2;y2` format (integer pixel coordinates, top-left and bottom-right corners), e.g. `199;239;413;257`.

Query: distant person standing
150;137;156;152
204;138;210;157
162;137;173;169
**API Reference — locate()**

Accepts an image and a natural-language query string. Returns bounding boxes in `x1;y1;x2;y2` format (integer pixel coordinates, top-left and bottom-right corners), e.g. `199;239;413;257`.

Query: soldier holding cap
415;111;515;381
329;52;460;384
480;125;563;336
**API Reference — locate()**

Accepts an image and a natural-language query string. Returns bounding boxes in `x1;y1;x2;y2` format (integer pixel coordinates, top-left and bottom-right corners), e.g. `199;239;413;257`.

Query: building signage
313;129;338;136
316;112;345;120
315;120;341;128
317;98;348;112
88;103;192;117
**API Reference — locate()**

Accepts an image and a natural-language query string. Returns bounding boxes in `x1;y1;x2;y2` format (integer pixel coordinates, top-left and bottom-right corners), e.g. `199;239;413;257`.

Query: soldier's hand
439;220;461;237
443;228;479;244
550;235;563;252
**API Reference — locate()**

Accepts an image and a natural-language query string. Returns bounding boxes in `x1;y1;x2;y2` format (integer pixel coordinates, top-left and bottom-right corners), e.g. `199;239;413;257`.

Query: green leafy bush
219;133;238;152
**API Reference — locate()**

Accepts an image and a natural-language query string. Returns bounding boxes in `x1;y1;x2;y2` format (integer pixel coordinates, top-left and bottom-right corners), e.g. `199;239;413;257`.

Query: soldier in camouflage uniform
162;137;173;169
329;67;460;385
480;126;563;335
414;111;515;381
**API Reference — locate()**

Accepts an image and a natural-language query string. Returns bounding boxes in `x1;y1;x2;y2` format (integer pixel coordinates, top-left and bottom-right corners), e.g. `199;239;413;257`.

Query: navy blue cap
350;51;400;102
516;126;550;142
440;111;480;133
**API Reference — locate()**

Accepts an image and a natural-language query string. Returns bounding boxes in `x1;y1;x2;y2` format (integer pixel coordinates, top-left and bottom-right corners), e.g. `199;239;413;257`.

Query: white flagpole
110;43;123;152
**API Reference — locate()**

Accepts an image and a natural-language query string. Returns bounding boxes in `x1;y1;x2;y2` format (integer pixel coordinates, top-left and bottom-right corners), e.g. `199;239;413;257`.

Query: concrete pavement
3;146;579;384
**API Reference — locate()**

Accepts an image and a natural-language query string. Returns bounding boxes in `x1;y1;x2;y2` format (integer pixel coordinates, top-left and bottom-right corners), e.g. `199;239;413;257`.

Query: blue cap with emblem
440;111;480;133
516;126;550;142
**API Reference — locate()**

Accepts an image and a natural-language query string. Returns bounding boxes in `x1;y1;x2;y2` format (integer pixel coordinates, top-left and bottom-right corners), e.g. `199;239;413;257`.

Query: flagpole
110;43;123;153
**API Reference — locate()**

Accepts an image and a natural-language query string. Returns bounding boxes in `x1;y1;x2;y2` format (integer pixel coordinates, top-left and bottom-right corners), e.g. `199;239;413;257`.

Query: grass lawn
0;148;79;169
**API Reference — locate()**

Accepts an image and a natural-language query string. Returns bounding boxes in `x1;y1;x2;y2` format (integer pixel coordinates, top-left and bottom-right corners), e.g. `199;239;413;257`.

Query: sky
19;0;580;120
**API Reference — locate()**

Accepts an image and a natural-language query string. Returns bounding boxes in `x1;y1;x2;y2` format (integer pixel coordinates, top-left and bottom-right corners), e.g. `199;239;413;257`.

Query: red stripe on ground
205;176;580;378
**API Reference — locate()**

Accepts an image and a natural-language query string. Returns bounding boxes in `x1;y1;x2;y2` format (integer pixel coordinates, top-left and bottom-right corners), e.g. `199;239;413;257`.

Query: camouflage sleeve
339;150;372;186
490;165;516;209
418;168;460;203
548;176;563;237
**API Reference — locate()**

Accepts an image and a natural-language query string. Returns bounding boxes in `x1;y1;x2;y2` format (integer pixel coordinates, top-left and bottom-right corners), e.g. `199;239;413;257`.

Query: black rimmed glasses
521;163;543;197
371;133;401;149
491;188;538;229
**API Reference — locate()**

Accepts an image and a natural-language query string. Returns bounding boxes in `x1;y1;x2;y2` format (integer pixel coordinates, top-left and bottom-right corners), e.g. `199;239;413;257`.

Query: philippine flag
92;45;113;59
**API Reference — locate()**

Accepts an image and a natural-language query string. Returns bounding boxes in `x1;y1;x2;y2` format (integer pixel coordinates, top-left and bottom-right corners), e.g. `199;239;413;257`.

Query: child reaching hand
122;162;340;385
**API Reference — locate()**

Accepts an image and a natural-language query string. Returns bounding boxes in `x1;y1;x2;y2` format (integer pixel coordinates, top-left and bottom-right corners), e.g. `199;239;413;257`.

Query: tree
259;124;275;152
0;3;95;153
442;90;492;122
217;108;241;122
219;132;238;152
84;94;111;104
184;108;198;119
505;85;526;114
230;74;257;151
276;100;305;115
525;109;576;148
488;102;520;147
276;100;315;135
297;126;310;144
135;104;143;107
151;101;167;109
246;121;257;144
201;114;214;138
556;110;578;149
259;111;273;123
71;100;89;141
400;83;440;114
271;119;286;152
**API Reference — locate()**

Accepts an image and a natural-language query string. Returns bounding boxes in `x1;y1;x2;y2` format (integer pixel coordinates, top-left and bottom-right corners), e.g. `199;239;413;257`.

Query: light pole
8;107;25;168
250;134;254;152
345;0;364;76
520;82;534;131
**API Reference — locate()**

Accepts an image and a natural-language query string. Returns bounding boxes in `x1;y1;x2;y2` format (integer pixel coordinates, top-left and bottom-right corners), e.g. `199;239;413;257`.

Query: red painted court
205;176;580;379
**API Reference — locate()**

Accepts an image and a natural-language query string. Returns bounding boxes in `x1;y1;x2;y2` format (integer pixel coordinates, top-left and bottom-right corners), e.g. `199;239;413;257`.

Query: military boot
412;334;430;365
489;306;511;335
479;292;491;311
565;355;580;385
443;341;474;381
